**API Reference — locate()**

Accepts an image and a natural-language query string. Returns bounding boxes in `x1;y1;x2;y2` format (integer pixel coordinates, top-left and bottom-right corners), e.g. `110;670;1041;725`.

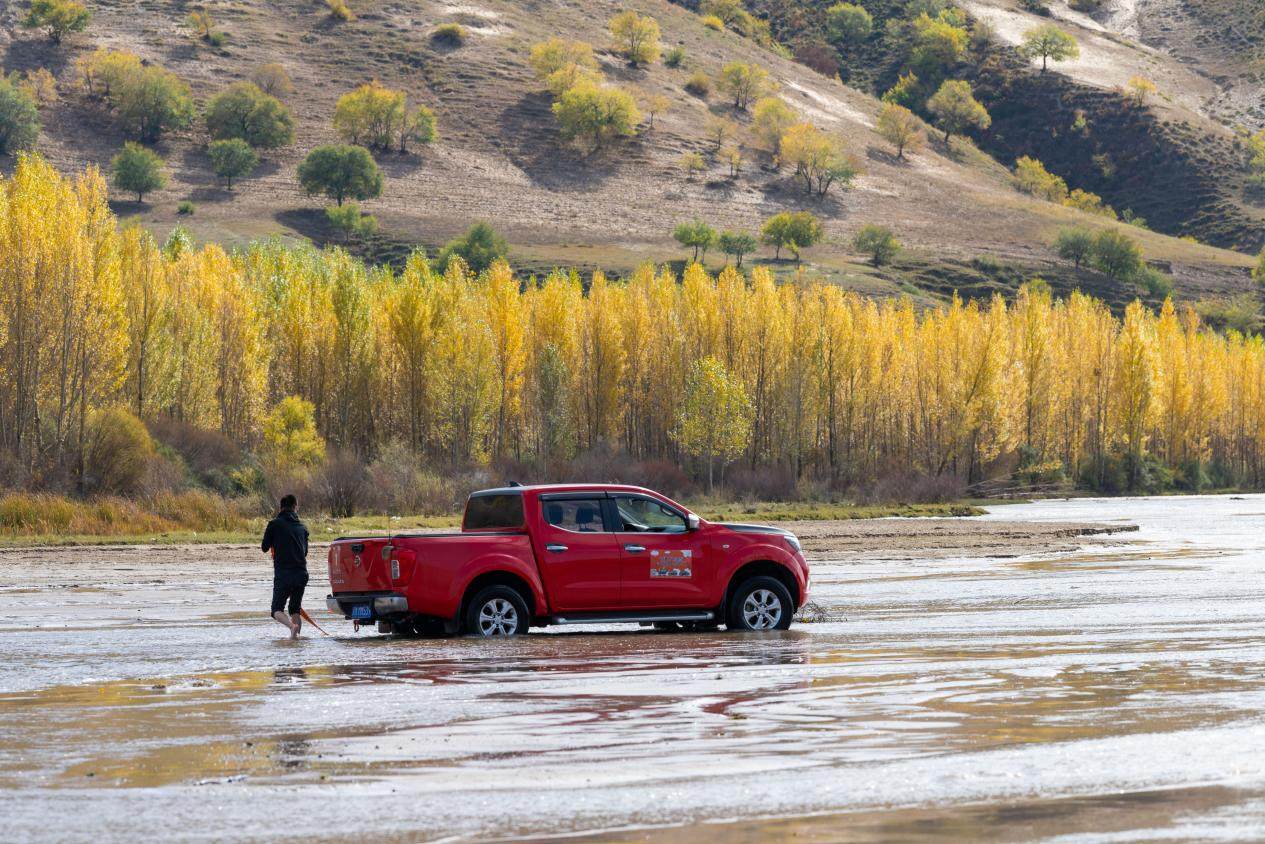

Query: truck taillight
390;549;417;584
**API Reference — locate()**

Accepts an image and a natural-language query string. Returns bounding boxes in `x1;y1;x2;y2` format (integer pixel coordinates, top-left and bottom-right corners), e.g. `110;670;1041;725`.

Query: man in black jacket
262;494;310;639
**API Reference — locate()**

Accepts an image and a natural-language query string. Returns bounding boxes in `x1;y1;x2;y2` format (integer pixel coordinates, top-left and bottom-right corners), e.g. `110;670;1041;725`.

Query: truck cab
326;484;809;636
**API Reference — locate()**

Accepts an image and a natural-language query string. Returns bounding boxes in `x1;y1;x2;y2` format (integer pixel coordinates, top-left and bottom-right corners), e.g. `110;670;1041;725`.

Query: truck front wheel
464;586;530;637
726;576;793;631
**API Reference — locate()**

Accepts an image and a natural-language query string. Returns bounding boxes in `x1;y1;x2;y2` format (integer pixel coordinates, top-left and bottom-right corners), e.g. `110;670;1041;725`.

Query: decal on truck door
649;548;692;578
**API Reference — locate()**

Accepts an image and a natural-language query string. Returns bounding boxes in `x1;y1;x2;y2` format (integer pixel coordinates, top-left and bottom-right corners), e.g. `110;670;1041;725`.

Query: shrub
147;416;242;478
206;83;295;148
664;46;687;68
432;22;467;45
21;0;91;44
1135;265;1173;299
403;105;437;152
251;63;294;98
780;123;860;196
609;10;661;66
1254;248;1265;285
551;81;641;152
529;38;599;94
326;0;353;21
314;450;369;517
1053;226;1093;268
207;30;228;48
207;138;258;188
435;222;507;274
826;3;873;46
18;69;59;108
1091;229;1142;279
680;150;706;179
1013;156;1068;202
0;77;40;155
702;14;724;31
333;80;409;149
684;70;711;97
326;202;378;243
718;231;758;267
853;224;901;266
84;406;155;495
114;65;194;142
297;144;383;206
751;96;796;153
177;200;195;215
111;142;167;202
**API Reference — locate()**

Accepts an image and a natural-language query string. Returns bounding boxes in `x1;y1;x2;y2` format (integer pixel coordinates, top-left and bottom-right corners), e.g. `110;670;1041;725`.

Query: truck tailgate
328;538;395;593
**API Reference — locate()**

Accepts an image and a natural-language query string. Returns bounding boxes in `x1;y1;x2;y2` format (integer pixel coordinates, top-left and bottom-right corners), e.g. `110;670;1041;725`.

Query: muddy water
3;496;1265;842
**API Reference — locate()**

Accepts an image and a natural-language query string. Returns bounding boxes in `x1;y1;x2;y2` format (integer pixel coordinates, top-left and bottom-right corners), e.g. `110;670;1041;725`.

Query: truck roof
469;483;661;497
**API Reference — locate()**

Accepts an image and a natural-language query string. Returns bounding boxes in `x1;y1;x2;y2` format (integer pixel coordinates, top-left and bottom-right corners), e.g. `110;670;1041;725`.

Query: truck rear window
463;494;525;531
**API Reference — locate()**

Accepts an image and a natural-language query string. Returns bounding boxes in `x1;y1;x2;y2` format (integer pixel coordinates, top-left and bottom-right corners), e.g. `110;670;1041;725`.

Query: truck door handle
624;544;646;553
546;543;568;553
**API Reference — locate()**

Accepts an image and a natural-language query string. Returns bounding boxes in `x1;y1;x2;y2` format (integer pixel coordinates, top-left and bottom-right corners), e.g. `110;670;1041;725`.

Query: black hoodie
261;510;310;574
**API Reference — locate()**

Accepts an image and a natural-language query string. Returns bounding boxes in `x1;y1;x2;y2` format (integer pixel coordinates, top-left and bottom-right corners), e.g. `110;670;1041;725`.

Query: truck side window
541;498;609;533
613;495;687;533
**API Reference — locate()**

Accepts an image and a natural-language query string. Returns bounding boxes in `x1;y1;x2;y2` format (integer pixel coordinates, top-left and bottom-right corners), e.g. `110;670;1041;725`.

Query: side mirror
686;513;701;531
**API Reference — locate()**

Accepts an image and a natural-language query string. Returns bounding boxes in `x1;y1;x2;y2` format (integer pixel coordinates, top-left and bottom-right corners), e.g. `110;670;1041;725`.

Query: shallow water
3;495;1265;842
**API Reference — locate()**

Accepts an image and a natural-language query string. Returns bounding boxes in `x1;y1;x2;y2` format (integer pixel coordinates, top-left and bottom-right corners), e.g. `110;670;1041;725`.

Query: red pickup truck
325;484;809;636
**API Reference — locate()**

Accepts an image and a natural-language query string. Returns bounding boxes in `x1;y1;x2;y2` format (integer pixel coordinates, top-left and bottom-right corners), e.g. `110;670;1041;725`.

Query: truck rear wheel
463;585;530;637
726;576;793;631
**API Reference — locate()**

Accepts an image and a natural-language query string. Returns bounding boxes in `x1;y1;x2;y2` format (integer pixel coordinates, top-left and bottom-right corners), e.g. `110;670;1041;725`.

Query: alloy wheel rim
478;598;518;635
742;589;783;629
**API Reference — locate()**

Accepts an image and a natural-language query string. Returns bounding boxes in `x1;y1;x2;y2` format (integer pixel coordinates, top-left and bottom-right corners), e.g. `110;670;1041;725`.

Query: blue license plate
351;604;372;620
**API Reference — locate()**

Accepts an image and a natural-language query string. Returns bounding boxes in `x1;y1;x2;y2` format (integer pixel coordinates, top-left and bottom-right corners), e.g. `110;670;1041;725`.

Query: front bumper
326;592;409;619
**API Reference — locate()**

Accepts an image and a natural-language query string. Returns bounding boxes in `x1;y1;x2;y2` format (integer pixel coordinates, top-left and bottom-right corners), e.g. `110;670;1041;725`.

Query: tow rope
299;607;330;636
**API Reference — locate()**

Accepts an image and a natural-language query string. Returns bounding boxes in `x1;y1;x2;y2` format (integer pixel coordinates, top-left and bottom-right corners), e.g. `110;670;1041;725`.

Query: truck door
609;493;709;610
530;494;622;613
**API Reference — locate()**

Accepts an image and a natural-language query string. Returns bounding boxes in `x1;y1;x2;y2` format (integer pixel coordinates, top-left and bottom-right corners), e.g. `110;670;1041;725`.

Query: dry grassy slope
0;0;1254;298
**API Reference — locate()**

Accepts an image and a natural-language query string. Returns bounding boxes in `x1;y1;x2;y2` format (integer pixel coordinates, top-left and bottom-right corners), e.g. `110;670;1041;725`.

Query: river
2;495;1264;842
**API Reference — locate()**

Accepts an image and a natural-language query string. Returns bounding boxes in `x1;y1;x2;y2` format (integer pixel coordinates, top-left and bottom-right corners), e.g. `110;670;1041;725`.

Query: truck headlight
784;534;802;554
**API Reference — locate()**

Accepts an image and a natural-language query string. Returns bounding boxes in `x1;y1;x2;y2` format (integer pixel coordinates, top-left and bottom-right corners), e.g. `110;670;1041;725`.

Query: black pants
271;571;309;616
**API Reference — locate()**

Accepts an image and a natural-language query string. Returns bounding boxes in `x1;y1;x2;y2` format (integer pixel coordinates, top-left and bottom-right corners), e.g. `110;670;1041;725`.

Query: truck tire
726;576;793;631
464;585;530;637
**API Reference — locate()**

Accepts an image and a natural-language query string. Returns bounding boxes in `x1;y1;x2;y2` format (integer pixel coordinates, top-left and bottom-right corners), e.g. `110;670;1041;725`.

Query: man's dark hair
279;494;297;511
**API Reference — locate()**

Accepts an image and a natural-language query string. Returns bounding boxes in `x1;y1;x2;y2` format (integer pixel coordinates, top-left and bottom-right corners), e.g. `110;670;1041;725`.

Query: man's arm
261;520;274;554
302;526;309;558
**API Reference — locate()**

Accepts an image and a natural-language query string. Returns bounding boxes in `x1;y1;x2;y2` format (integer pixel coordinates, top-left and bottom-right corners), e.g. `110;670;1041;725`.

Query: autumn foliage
4;157;1265;496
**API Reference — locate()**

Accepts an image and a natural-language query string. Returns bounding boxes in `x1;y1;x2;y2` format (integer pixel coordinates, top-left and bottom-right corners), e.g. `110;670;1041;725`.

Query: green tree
852;224;900;265
609;10;661;66
205;82;295;149
207;138;258;188
114;66;194;142
1013;156;1069;201
326;202;378;243
111;142;167;202
333;80;408;149
911;11;968;74
0;77;40;155
21;0;90;44
297;144;383;206
717;61;771;110
1254;248;1265;285
402;105;437;153
1092;229;1142;279
671;356;753;492
551;80;641;152
673;220;718;261
1018;24;1079;72
529;38;599;94
761;211;822;261
718;231;758;267
1054;226;1094;269
751;96;796;154
927;79;990;142
826;3;873;47
262;396;326;468
436;222;508;274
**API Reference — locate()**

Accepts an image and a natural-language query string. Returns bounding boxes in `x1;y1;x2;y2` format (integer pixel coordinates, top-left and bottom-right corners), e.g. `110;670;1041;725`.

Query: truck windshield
463;494;525;530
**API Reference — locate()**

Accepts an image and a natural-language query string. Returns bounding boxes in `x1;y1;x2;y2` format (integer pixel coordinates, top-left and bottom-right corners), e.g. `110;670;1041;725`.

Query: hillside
0;0;1258;304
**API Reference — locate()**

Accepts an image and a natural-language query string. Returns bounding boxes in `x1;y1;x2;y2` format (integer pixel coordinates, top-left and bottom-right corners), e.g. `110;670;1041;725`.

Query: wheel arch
460;570;539;622
723;560;800;621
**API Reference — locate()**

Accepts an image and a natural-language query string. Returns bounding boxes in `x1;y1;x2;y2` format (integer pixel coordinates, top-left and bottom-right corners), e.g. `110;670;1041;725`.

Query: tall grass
0;491;250;538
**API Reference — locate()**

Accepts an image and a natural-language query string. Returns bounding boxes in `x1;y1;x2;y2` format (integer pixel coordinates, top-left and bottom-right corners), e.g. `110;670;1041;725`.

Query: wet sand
4;500;1265;842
